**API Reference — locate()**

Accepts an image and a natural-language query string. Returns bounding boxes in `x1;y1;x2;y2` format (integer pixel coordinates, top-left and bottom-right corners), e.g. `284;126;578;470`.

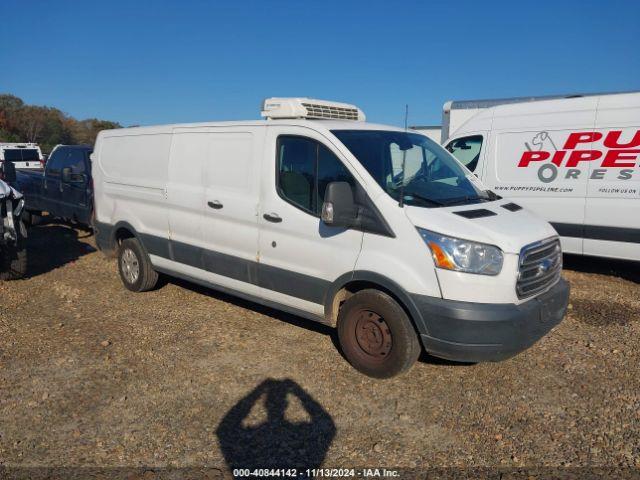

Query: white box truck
412;93;608;144
92;97;569;378
444;91;640;262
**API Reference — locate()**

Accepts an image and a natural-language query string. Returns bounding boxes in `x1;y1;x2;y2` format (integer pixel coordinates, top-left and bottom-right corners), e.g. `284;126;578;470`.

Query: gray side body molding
95;221;331;306
95;222;427;330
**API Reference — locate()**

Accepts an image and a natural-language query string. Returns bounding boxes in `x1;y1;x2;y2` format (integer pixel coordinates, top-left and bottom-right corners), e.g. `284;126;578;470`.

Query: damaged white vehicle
0;177;27;280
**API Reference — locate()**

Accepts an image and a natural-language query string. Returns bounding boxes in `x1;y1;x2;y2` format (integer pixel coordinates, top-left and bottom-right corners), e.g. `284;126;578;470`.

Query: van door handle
263;212;282;223
207;200;223;210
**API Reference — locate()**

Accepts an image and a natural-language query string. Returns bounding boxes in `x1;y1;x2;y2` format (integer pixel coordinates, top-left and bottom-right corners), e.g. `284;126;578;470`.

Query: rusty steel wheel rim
354;309;392;361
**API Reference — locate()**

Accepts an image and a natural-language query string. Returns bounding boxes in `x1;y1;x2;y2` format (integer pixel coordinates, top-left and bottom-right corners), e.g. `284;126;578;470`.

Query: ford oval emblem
537;258;554;276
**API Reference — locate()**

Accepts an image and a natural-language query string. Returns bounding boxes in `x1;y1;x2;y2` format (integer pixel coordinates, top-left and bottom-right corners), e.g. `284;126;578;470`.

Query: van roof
445;89;640;111
98;119;407;137
450;91;640;137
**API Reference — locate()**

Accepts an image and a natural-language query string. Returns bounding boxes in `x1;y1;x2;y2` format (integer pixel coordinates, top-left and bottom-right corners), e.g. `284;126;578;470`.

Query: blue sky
1;0;639;127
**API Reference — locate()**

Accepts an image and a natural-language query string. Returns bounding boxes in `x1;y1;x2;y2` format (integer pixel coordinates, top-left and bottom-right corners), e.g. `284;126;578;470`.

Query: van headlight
417;228;503;275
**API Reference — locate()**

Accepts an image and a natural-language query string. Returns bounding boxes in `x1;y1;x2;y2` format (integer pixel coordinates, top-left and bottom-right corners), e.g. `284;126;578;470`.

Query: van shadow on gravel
563;254;640;284
25;220;96;278
216;378;336;475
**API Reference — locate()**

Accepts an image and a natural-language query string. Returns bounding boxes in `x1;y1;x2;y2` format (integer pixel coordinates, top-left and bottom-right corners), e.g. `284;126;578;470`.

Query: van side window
277;136;355;216
278;137;318;213
446;135;483;172
317;144;356;208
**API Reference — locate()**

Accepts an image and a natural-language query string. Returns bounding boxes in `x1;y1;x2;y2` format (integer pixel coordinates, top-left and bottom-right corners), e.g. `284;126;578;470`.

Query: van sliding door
167;126;264;296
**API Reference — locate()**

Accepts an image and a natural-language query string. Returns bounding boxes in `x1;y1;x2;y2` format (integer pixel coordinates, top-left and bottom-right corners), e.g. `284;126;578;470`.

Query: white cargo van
444;92;640;262
93;98;569;378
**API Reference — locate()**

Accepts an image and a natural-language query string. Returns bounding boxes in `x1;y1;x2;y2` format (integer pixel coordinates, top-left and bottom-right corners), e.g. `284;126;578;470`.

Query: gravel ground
0;221;639;478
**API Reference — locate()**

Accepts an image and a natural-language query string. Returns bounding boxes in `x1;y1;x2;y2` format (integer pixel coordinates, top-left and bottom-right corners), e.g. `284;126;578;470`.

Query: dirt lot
1;220;639;477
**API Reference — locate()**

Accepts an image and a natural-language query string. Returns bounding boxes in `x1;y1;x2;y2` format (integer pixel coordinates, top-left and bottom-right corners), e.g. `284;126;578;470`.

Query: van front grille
301;103;360;120
517;238;562;299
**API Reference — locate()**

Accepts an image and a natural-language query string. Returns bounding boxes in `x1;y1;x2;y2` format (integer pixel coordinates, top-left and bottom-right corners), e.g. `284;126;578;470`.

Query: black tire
337;289;421;379
0;222;27;280
117;238;158;292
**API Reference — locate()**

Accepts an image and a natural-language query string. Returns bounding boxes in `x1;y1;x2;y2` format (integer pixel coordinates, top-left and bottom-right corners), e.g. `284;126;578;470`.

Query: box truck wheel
117;238;159;292
337;289;420;378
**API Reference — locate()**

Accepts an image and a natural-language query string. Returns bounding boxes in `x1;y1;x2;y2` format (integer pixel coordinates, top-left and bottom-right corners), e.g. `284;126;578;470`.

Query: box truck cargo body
444;92;640;261
93;98;569;378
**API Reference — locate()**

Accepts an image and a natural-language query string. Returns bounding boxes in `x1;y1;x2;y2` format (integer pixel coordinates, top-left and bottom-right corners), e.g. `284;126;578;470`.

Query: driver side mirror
2;161;16;183
321;181;356;227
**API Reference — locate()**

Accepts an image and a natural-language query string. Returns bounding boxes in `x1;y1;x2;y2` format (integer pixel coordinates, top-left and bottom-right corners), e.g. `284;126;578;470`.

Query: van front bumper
414;278;569;362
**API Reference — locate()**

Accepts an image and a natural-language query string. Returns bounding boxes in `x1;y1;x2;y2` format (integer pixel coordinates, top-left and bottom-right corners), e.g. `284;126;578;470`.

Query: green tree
0;93;121;153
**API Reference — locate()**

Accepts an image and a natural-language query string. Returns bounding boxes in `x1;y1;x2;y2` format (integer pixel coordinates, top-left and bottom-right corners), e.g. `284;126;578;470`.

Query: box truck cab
445;92;640;262
93;98;569;378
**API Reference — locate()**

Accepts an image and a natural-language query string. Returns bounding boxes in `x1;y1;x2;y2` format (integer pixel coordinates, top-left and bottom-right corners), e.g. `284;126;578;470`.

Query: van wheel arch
113;223;137;246
325;272;427;336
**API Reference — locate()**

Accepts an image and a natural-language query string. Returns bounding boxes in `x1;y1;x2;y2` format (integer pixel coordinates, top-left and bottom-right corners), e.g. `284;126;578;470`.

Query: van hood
404;201;557;254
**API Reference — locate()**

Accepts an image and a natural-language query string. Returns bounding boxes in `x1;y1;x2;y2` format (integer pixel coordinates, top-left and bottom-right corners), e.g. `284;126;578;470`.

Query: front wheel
337;289;421;379
117;238;158;292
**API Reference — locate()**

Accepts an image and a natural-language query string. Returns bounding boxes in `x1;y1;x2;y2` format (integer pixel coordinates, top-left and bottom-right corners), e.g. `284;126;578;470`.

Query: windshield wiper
441;195;487;206
485;190;501;201
393;188;445;207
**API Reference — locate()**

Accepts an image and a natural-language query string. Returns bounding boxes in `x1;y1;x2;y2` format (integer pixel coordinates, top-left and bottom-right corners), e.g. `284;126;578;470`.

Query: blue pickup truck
16;145;94;226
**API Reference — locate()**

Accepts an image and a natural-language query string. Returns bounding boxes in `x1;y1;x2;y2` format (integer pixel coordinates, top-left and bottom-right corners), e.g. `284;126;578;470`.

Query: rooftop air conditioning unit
261;97;366;121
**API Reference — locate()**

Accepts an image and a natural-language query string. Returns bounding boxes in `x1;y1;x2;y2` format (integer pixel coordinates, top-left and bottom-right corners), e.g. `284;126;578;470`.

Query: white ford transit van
93;98;569;378
444;92;640;262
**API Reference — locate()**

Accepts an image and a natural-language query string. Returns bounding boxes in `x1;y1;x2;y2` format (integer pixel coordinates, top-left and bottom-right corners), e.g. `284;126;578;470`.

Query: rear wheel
117;238;158;292
337;289;421;379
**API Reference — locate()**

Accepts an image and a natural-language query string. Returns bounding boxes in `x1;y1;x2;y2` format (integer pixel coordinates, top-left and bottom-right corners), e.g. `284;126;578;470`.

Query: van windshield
332;130;492;207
